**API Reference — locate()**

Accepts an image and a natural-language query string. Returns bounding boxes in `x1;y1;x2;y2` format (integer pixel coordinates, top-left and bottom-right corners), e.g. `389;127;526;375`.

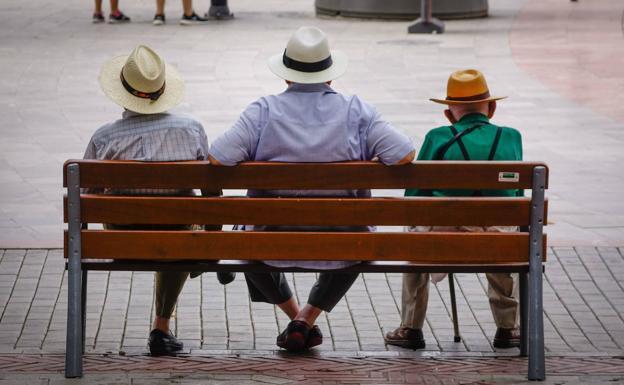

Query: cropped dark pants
245;272;359;312
105;224;197;319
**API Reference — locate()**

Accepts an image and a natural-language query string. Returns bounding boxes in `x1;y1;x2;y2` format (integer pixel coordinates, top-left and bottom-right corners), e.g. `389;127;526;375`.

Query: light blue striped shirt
210;83;415;269
84;110;209;195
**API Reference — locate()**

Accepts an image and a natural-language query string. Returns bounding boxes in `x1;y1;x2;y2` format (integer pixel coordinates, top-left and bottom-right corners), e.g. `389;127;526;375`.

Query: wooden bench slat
64;160;549;190
67;195;548;226
77;259;533;274
70;230;546;264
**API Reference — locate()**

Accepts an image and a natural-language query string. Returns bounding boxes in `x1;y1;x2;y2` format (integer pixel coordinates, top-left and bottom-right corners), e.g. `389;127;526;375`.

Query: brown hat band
446;91;491;102
120;71;166;101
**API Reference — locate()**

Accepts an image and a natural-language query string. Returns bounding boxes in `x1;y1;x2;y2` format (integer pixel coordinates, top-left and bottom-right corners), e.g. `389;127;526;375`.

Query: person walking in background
208;26;415;352
384;69;524;351
92;0;130;24
153;0;209;25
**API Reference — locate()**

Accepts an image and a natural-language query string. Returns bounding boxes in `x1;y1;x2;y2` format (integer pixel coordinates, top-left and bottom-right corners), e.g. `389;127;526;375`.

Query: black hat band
282;49;333;73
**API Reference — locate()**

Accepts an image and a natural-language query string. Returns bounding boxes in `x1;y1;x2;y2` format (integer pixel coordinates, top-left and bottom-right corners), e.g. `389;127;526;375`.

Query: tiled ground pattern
0;0;623;246
0;247;623;356
1;354;624;384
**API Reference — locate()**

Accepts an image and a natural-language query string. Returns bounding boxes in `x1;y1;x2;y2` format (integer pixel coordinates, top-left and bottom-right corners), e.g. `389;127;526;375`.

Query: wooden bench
63;160;548;380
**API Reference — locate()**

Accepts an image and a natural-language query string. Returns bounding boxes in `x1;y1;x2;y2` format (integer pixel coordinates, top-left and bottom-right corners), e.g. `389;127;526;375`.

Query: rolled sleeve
358;100;415;165
209;100;265;166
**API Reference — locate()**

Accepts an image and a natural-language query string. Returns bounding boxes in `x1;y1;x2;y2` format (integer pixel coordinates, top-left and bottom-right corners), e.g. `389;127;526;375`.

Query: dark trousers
245;272;359;312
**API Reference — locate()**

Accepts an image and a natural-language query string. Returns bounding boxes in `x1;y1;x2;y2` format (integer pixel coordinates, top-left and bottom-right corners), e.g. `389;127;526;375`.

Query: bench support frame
528;166;546;380
65;163;83;378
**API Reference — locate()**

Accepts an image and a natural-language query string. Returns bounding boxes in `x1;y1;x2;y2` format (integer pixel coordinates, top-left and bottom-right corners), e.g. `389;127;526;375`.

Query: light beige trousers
400;226;520;330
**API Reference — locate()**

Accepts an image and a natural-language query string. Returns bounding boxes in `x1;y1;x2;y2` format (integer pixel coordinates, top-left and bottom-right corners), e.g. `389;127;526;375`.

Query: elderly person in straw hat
384;69;524;351
208;26;415;352
83;45;234;356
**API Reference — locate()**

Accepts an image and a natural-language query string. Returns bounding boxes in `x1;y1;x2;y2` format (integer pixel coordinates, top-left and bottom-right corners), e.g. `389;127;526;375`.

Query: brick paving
1;247;623;357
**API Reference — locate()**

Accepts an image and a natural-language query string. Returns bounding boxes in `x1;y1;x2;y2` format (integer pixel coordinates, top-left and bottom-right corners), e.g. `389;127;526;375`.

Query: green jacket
406;113;523;197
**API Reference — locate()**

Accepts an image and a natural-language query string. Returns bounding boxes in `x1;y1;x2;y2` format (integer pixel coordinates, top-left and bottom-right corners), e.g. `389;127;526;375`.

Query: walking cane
448;273;461;342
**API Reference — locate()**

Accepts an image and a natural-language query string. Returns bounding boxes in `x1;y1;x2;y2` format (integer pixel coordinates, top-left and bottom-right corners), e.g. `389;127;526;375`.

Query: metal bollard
408;0;445;34
207;0;234;19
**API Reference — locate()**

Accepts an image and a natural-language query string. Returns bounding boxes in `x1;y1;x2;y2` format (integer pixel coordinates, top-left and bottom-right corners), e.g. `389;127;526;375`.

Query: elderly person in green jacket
384;69;523;350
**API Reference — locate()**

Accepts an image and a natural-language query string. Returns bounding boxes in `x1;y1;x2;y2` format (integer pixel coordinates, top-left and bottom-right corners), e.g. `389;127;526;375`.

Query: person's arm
208;100;265;166
358;98;415;166
396;150;416;164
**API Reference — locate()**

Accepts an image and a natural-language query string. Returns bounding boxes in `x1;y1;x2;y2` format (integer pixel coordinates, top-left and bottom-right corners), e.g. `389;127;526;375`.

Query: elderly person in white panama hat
209;27;416;352
83;45;234;356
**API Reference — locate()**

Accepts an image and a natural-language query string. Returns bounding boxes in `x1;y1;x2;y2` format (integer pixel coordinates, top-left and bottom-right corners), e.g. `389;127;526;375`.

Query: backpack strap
487;126;503;161
433;123;485;160
449;126;471;160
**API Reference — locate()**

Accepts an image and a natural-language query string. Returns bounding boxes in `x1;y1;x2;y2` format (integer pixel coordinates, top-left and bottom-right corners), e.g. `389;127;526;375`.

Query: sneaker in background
108;10;131;24
92;12;105;23
153;14;166;25
180;12;208;25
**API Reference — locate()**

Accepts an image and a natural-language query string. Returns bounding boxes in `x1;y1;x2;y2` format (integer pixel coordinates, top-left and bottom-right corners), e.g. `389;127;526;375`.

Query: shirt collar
122;110;167;119
122;110;142;119
285;83;336;94
455;112;490;126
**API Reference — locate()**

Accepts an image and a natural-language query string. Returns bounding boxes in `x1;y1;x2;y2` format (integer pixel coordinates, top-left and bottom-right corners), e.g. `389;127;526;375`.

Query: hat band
446;91;491;102
282;50;333;73
120;71;166;101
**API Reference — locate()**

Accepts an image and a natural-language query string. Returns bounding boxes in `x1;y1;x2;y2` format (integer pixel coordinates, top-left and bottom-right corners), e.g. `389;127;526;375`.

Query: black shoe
217;272;236;285
276;320;310;352
148;329;183;356
307;325;323;348
493;327;520;349
180;11;208;25
108;10;131;23
384;326;426;350
92;12;105;23
153;13;165;25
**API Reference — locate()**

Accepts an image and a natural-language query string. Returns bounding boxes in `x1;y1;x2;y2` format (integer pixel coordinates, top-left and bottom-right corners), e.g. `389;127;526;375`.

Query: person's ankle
153;316;170;333
111;10;121;17
293;317;313;328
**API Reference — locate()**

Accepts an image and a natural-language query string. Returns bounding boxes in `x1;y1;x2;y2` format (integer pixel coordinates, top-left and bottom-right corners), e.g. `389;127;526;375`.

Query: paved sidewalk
0;246;623;384
0;0;623;246
1;0;624;383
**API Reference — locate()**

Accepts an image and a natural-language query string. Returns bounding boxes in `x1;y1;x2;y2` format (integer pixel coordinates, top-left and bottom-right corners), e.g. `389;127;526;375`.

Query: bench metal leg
81;270;88;354
528;166;546;381
519;272;529;357
448;273;461;342
65;163;83;378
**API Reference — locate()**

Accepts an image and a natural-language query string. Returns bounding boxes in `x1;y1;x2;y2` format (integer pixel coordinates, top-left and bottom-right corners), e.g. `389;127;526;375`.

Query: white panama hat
268;26;348;84
99;45;184;114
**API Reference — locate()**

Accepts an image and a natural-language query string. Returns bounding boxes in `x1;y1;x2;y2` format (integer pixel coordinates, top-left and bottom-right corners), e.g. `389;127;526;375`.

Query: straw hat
430;69;507;105
268;26;348;84
99;45;184;114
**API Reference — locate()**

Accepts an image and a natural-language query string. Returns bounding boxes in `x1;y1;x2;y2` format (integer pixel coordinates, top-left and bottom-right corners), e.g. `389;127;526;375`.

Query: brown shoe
384;326;425;349
493;327;520;349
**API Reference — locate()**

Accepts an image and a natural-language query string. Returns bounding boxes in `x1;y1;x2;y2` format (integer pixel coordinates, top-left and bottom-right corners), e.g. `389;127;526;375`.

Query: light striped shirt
83;110;209;195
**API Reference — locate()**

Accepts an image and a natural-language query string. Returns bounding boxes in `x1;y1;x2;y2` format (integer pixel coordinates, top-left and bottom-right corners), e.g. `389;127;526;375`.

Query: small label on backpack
498;172;519;182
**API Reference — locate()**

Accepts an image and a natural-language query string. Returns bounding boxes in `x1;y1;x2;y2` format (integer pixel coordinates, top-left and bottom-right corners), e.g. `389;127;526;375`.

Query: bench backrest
63;160;548;265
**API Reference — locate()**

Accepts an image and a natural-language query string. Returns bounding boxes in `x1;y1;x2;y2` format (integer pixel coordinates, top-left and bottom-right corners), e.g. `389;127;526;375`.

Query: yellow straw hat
99;45;184;114
430;69;507;105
